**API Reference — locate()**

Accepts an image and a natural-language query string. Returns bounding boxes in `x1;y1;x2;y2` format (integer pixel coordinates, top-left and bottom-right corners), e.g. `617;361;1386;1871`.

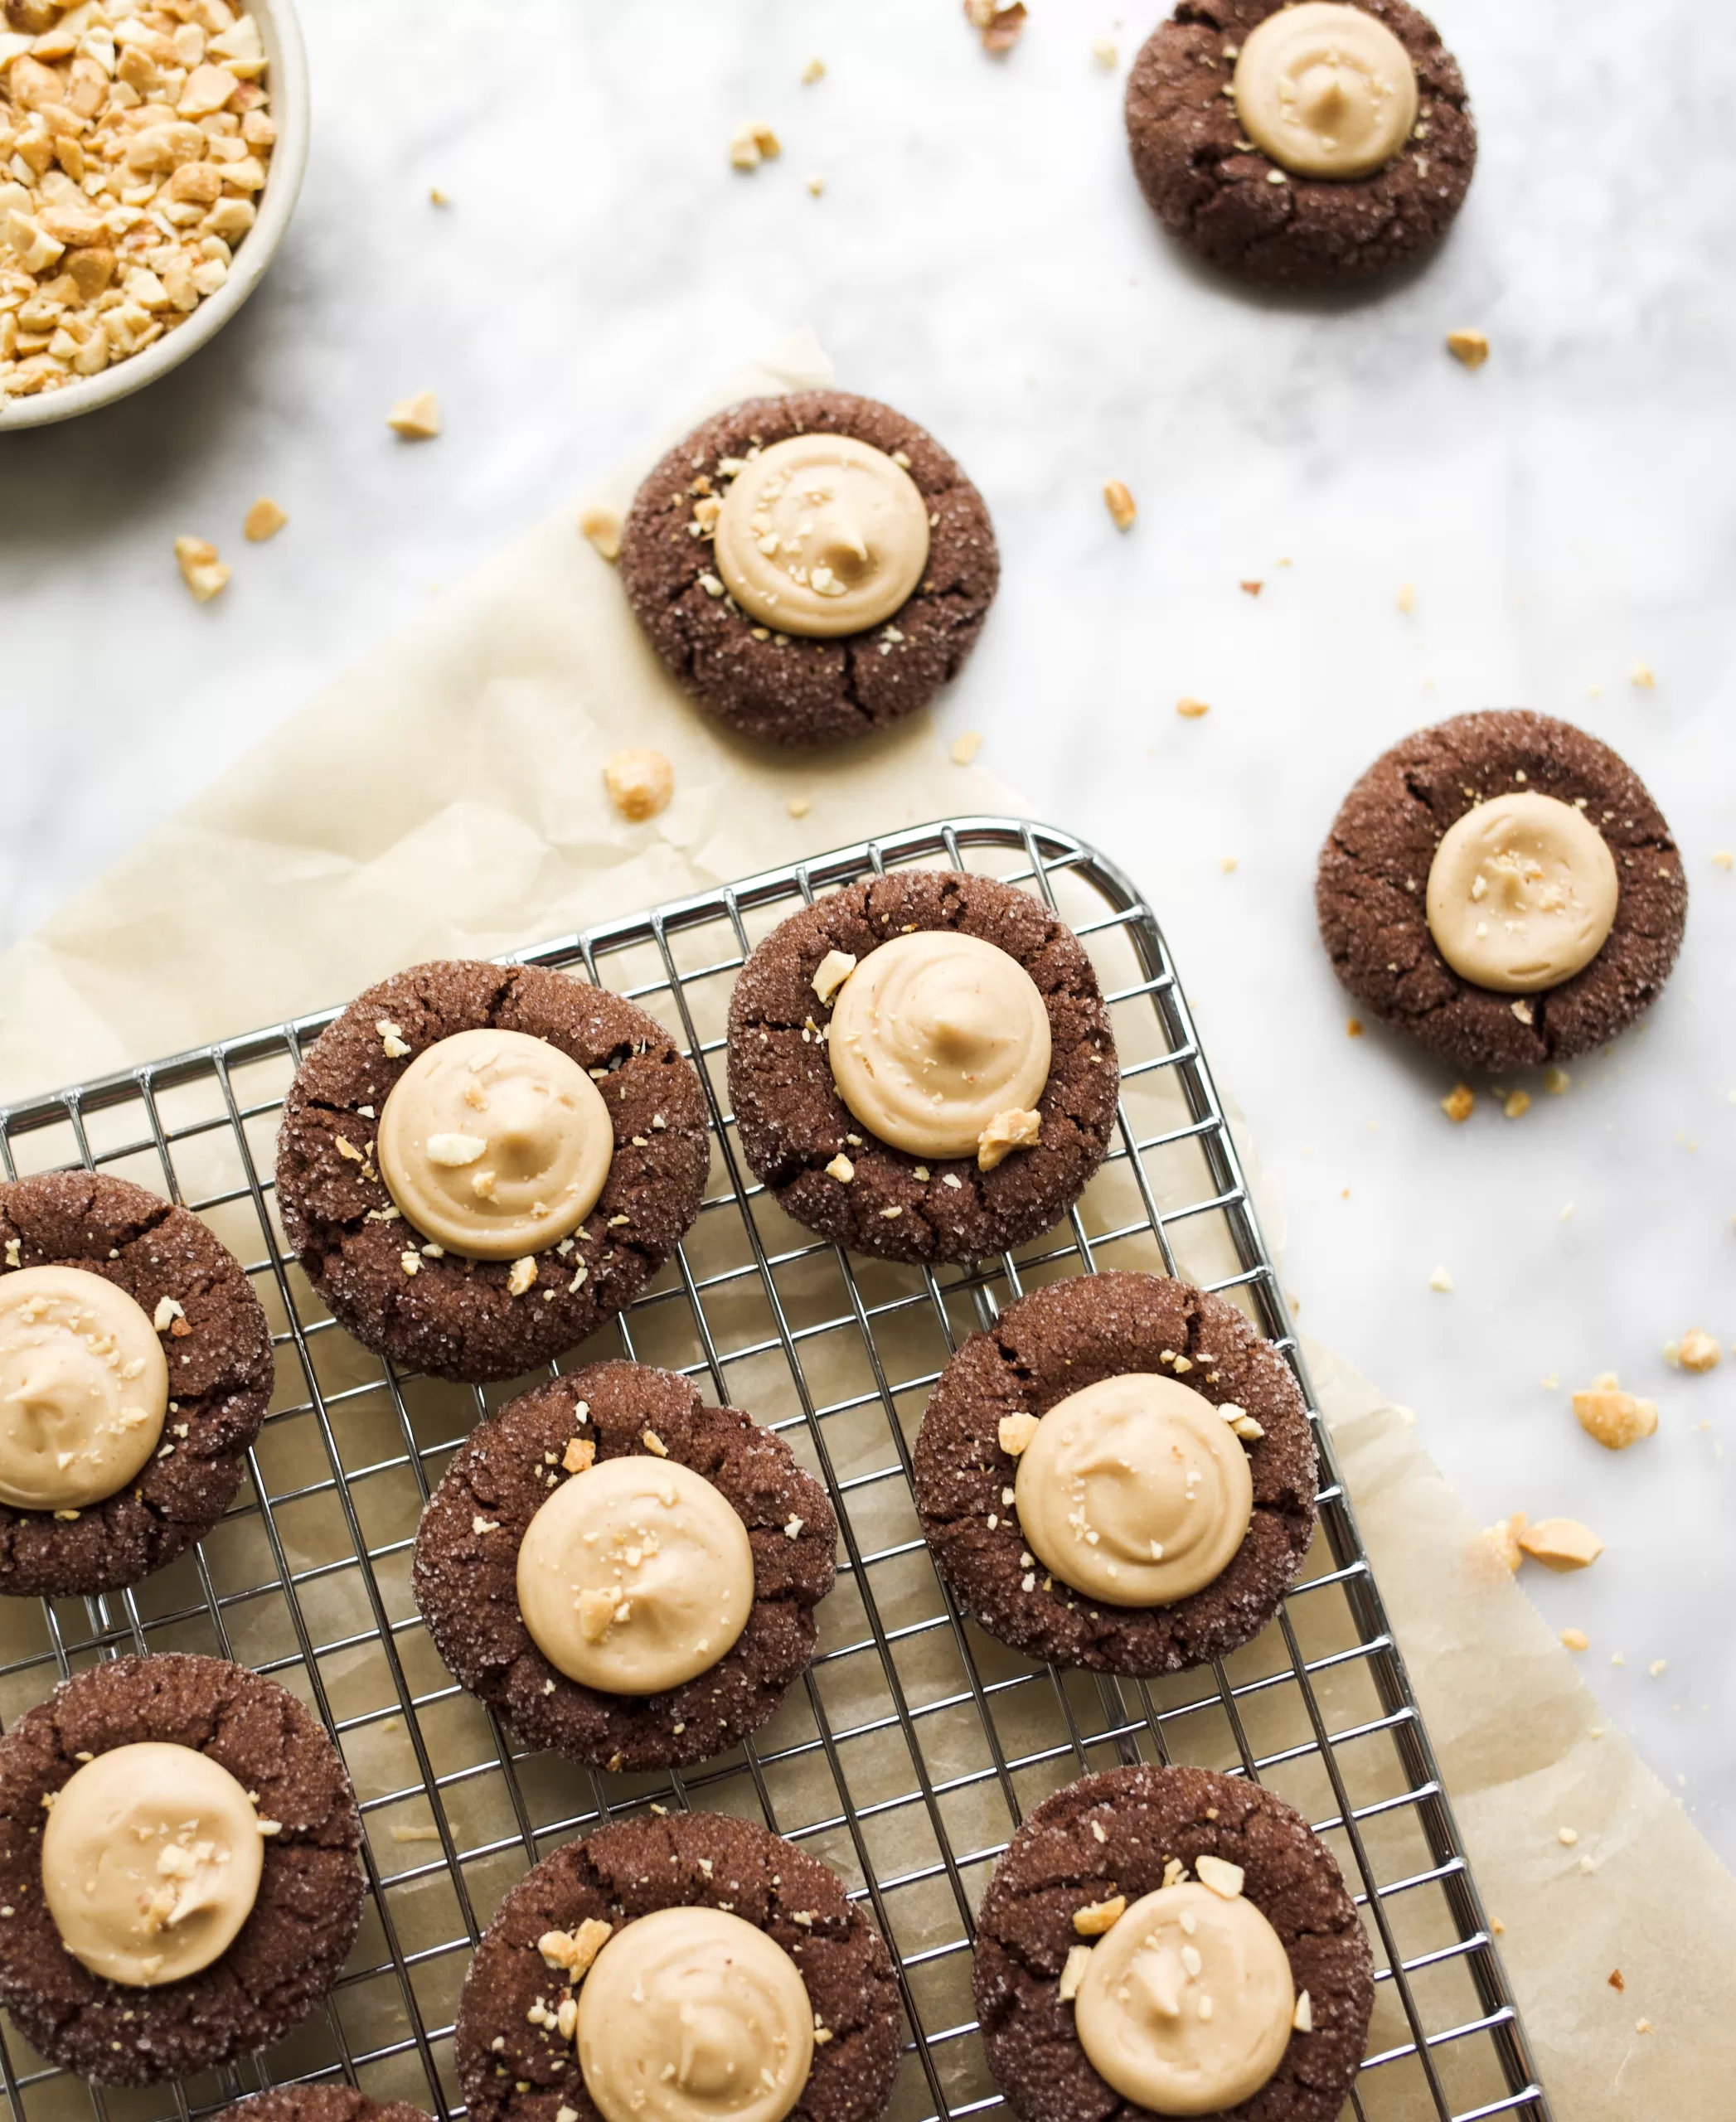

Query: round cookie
912;1274;1316;1673
412;1360;837;1772
454;1812;902;2122
728;871;1118;1266
0;1170;274;1599
974;1765;1373;2122
0;1652;366;2085
1124;0;1476;291
223;2091;431;2122
618;390;999;748
275;961;710;1383
1316;710;1688;1073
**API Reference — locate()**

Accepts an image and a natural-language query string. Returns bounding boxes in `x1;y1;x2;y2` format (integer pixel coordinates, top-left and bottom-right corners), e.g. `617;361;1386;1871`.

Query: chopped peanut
174;535;230;603
604;747;674;823
580;507;623;561
244;497;288;542
1058;1944;1093;2001
1072;1894;1126;1936
1572;1379;1657;1451
1103;479;1137;530
997;1412;1040;1458
539;1918;612;1980
1482;1512;1526;1573
977;1107;1041;1171
729;120;781;170
1678;1328;1721;1373
1446;328;1490;370
812;950;858;1005
387;390;442;439
1441;1083;1475;1122
1516;1517;1603;1572
1194;1854;1244;1900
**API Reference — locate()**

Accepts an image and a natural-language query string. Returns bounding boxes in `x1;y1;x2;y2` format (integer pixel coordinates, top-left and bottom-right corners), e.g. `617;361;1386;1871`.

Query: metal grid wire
0;816;1548;2122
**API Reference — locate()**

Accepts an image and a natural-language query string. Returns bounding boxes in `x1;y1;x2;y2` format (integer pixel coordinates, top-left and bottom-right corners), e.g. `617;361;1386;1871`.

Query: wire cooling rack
0;817;1547;2122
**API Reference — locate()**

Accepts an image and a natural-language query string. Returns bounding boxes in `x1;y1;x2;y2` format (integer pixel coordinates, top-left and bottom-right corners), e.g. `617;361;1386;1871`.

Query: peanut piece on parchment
603;748;674;823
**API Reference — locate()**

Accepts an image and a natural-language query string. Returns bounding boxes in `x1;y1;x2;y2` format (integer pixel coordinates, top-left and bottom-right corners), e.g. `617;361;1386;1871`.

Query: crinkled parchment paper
0;334;1728;2120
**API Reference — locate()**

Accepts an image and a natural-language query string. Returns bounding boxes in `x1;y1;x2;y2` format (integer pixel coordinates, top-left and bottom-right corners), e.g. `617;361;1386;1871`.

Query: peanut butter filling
516;1454;755;1696
0;1265;168;1512
1074;1881;1295;2115
1233;2;1418;181
712;434;930;637
1014;1375;1254;1608
41;1742;267;1987
576;1905;815;2122
826;931;1050;1160
376;1026;613;1259
1424;791;1618;993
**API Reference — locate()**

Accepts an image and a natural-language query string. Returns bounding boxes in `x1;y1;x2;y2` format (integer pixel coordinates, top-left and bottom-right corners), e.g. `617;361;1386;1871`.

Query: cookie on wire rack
413;1360;836;1772
727;869;1119;1264
974;1763;1374;2122
913;1272;1317;1674
274;959;710;1383
0;1653;365;2085
455;1811;901;2122
220;2090;431;2122
0;1169;274;1599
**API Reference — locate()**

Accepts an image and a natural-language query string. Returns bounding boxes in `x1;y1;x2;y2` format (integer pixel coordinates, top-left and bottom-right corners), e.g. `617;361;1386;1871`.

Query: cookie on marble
1316;710;1688;1073
454;1811;902;2122
913;1273;1317;1673
412;1360;836;1772
275;960;710;1383
618;389;999;747
1124;1;1476;290
975;1764;1373;2122
727;870;1118;1265
0;1170;274;1599
0;1652;365;2085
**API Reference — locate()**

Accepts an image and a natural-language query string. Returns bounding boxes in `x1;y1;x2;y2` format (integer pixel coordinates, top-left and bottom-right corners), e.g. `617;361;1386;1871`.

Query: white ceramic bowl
0;0;308;430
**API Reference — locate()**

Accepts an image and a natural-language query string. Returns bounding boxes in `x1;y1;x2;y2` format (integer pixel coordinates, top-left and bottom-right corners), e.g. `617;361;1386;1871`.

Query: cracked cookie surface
0;1653;364;2086
1124;0;1475;290
1316;711;1687;1073
0;1171;274;1599
274;962;710;1383
975;1764;1373;2122
455;1812;901;2122
727;872;1118;1265
224;2089;431;2122
618;390;999;748
413;1360;837;1771
913;1273;1316;1672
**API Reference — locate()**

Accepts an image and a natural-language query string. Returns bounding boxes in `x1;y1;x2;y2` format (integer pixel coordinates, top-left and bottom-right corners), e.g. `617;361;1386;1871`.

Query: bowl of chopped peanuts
0;0;308;428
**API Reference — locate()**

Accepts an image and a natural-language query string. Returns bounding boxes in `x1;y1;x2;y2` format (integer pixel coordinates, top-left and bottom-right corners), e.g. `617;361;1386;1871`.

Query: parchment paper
1;333;1729;2120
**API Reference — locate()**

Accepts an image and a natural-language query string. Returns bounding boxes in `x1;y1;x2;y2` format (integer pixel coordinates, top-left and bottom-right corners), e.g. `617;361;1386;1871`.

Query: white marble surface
2;1;1733;1860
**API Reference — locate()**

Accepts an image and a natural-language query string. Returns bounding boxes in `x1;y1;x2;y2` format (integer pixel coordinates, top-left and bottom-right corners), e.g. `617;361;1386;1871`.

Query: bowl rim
0;0;309;433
